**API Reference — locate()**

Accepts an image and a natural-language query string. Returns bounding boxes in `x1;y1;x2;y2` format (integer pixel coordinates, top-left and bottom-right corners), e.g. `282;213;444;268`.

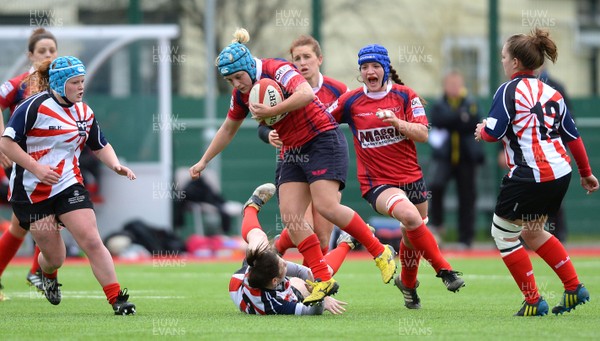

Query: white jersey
485;74;579;182
3;91;107;203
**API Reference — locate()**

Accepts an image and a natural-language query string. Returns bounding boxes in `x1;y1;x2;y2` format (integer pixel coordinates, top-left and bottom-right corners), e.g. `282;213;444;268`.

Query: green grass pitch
0;255;598;340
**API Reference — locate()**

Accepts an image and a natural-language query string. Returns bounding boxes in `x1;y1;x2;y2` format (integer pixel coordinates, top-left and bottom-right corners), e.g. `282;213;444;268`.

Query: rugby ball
249;78;288;126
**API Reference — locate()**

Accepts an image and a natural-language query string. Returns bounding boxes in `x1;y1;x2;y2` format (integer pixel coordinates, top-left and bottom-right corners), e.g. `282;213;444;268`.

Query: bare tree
174;0;287;93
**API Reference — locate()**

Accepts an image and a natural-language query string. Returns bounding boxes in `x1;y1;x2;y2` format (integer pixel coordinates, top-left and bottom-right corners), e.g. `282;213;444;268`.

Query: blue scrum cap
216;42;256;82
358;44;391;84
49;56;86;97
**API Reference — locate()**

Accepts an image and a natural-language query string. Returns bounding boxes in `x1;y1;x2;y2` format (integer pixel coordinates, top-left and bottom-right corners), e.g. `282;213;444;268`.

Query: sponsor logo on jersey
274;64;296;87
76;121;87;136
0;81;14;98
358;126;405;148
411;97;425;117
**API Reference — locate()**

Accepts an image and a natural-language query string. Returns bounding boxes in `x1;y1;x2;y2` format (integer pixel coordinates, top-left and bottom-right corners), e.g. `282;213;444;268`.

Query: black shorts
12;183;94;230
363;178;429;213
495;173;571;221
278;128;348;191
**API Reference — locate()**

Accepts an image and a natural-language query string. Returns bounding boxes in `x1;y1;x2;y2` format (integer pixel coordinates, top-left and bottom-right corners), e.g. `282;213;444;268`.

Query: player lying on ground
229;183;349;315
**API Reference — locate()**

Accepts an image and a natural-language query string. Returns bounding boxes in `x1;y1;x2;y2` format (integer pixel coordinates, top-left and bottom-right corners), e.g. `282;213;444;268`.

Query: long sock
30;245;42;274
399;240;421;289
241;207;261;242
0;231;25;276
103;282;121;304
405;223;450;273
297;234;330;281
324;243;350;275
502;247;539;304
536;236;579;291
274;228;295;255
303;245;329;268
341;212;384;257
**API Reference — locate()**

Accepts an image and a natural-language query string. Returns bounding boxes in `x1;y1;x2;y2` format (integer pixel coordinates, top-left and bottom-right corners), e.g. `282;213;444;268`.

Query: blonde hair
232;28;250;44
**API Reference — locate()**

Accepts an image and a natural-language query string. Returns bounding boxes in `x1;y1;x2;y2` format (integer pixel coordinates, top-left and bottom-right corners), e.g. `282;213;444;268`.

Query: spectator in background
173;176;234;235
427;71;485;248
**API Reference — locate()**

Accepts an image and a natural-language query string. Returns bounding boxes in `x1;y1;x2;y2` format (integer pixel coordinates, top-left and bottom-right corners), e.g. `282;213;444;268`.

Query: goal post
0;25;179;234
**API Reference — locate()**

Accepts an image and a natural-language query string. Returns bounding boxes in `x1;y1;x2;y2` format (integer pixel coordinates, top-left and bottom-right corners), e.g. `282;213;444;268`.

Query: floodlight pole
204;0;220;181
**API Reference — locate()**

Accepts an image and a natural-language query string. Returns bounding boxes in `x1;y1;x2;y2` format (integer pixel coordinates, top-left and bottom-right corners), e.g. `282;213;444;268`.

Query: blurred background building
1;0;599;243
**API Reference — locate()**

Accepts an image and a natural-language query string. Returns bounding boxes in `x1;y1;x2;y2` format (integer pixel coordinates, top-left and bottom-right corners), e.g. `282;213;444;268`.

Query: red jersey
315;73;348;109
227;58;338;147
329;83;428;195
0;71;31;114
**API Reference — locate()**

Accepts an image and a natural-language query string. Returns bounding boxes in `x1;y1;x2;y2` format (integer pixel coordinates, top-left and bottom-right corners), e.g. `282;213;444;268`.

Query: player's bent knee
385;193;408;219
491;214;523;256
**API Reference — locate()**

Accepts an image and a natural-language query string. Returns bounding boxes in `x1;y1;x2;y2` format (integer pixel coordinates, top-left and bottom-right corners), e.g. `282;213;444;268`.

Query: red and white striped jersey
484;73;579;182
328;82;428;195
3;91;107;203
228;262;323;315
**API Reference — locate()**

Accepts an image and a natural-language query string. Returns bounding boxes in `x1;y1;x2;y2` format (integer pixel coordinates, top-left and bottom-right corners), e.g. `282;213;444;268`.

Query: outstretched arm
189;117;243;179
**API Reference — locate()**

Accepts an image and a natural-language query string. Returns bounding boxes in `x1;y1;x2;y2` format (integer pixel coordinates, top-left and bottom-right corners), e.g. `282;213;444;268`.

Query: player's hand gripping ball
249;78;287;126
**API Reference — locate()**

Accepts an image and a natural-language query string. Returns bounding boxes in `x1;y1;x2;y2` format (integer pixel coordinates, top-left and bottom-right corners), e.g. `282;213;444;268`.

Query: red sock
103;282;121;304
302;246;329;268
399;240;421;288
30;245;42;274
536;236;579;291
42;270;58;279
241;207;261;242
297;234;330;281
502;248;539;303
324;243;350;275
405;223;450;273
0;230;25;276
341;212;384;257
275;228;295;255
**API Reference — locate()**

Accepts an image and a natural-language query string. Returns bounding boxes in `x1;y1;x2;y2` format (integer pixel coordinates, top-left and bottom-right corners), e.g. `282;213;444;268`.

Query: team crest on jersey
76;121;87;136
358;126;405;148
411;97;425;117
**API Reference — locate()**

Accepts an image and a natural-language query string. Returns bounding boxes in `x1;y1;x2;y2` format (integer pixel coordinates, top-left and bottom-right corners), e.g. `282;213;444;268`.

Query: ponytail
23;59;52;95
389;65;427;106
505;28;557;70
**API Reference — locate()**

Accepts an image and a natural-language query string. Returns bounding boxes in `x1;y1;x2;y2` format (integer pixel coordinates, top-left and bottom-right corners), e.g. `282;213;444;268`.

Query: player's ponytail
505;28;557;70
389;66;404;85
532;28;557;64
389;65;427;106
232;28;250;44
24;59;52;95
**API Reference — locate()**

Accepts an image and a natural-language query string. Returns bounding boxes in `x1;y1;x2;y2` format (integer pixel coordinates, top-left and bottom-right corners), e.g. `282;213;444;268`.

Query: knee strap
491;214;523;256
385;193;408;219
